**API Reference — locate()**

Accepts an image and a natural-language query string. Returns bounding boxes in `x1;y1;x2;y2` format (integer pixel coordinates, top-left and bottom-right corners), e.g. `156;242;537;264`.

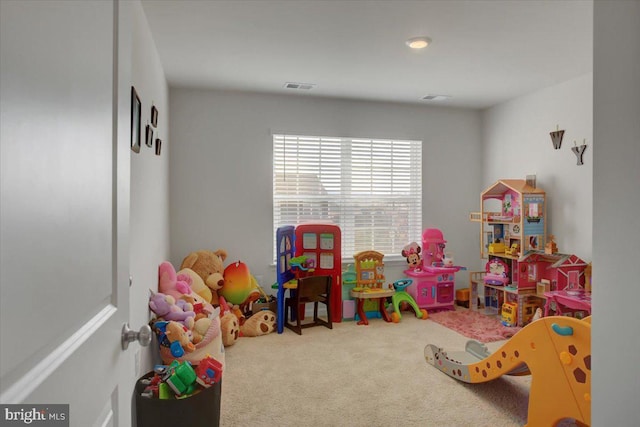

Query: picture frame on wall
130;87;141;153
145;124;154;147
151;105;158;128
155;138;162;156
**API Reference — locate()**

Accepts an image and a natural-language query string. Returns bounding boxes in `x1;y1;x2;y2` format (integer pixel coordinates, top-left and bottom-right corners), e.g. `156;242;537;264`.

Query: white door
1;1;139;426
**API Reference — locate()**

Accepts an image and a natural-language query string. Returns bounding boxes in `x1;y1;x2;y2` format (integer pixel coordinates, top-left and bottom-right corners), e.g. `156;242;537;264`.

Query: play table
350;287;395;325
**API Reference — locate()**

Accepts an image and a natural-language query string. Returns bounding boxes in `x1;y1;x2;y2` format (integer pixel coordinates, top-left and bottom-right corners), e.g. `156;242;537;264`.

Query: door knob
121;323;152;350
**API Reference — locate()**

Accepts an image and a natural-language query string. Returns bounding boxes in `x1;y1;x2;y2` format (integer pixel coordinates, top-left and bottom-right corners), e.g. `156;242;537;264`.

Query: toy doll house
518;250;588;292
469;179;548;325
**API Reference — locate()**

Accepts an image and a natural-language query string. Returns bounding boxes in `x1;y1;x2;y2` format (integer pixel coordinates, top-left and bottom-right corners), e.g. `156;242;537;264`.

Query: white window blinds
273;134;422;260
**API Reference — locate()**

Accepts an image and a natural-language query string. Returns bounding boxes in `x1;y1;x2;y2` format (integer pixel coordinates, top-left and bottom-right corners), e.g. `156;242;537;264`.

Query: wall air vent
284;82;316;90
421;94;452;101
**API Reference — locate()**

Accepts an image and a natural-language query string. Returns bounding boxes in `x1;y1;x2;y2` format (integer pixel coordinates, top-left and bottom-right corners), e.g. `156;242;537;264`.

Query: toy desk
350;288;395;325
543;290;592;317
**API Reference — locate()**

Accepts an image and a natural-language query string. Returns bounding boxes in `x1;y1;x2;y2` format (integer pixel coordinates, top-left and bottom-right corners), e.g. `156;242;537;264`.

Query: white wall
169;90;482;290
482;74;593;261
130;0;170;374
593;1;640;425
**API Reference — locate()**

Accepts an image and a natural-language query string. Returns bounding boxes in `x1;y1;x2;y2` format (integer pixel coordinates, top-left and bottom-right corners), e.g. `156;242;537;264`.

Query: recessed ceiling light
421;94;451;101
406;36;432;49
283;82;316;90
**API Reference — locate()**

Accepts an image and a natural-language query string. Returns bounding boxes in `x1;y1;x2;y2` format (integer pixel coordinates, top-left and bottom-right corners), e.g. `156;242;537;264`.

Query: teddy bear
148;290;196;330
220;312;239;347
164;321;195;355
240;310;276;337
180;249;228;306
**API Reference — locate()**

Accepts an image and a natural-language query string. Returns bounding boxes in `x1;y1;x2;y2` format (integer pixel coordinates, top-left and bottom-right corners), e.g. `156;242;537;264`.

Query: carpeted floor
219;312;545;426
428;308;522;342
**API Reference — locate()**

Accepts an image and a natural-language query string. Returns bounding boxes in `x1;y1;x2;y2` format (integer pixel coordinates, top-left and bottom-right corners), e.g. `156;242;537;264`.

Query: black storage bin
133;371;221;427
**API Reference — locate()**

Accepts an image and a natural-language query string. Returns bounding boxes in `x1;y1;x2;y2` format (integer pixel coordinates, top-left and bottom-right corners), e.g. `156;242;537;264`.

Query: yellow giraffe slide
425;316;591;427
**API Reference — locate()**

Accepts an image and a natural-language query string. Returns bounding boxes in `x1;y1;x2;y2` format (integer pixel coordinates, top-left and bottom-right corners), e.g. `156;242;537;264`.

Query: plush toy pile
149;249;276;363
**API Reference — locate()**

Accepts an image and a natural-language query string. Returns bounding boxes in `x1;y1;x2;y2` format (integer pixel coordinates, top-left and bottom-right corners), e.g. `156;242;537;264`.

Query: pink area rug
428;308;522;343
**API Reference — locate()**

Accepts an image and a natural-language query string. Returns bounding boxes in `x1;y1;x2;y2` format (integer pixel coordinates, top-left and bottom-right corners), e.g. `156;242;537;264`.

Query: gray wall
593;0;640;424
482;73;593;261
168;90;482;290
130;0;170;375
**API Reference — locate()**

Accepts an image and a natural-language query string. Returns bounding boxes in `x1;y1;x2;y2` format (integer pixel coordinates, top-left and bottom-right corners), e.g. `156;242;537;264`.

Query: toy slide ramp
424;316;591;427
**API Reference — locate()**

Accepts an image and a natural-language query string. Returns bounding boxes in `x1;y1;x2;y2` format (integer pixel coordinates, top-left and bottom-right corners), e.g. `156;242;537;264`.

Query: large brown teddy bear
180;249;228;306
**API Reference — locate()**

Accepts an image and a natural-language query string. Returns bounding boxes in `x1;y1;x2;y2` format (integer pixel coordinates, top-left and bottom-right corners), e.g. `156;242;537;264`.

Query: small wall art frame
130;86;141;153
145;124;154;147
155;138;162;156
151;105;158;128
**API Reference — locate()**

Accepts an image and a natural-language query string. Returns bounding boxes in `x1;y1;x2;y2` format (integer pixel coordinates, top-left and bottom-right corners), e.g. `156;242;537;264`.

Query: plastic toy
483;258;510;286
390;279;428;323
294;224;342;323
274;224;342;333
403;228;463;312
165;360;198;396
180;249;228;306
422;228;448;266
545;234;558;254
401;242;423;270
194;355;223;387
505;242;520;256
488;240;506;254
350;251;399;325
500;301;517;326
424;316;591;427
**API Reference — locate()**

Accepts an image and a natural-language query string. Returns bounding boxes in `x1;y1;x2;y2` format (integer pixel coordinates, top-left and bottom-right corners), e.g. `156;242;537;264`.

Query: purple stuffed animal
149;290;195;330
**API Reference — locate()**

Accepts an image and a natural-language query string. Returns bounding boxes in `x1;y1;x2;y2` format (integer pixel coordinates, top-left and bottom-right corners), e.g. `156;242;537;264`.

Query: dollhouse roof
482;179;545;198
519;250;587;268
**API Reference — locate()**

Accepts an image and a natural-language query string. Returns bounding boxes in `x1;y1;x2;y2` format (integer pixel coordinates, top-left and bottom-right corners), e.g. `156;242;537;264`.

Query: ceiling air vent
284;82;316;90
421;94;451;101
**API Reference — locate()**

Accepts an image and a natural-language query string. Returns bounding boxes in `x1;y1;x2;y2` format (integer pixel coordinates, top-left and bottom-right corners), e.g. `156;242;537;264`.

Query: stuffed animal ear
214;249;228;263
182;253;199;269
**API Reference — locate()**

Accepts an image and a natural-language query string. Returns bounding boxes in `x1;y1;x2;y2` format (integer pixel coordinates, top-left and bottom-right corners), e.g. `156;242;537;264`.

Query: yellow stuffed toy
180;249;228;306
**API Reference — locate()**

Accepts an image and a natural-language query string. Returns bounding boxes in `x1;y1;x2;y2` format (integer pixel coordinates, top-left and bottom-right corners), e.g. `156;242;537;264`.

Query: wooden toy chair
284;275;333;335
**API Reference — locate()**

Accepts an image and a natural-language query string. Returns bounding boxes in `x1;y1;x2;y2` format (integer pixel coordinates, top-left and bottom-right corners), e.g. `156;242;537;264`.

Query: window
273;134;422;260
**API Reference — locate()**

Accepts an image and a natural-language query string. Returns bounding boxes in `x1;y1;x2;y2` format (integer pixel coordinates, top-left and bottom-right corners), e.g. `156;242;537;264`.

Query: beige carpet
220;314;546;427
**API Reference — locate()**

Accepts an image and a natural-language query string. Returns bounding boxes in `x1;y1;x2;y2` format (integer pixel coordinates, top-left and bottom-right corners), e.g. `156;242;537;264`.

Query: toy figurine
401;242;423;270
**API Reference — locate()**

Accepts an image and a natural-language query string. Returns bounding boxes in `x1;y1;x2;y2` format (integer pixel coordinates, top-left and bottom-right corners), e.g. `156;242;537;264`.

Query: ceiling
141;0;593;110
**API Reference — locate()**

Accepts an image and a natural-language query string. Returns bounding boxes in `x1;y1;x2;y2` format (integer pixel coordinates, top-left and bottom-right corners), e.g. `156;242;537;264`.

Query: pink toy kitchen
403;228;464;312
